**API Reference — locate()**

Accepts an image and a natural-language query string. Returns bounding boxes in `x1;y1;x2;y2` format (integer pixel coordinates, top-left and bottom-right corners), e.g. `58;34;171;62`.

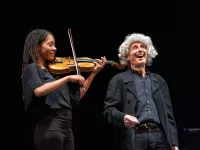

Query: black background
14;3;200;150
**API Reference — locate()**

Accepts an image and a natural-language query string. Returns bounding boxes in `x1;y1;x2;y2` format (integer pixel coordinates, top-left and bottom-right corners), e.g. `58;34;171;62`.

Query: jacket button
127;100;131;103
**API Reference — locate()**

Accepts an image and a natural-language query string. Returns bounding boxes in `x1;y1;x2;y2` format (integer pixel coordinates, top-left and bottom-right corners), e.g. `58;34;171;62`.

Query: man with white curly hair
103;33;179;150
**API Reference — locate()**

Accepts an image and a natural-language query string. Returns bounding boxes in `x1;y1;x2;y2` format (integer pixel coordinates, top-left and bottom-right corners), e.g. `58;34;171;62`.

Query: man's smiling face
127;41;148;67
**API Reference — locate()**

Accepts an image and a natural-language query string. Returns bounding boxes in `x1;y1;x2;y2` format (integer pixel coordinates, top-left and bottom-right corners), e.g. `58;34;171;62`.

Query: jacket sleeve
22;64;44;110
161;78;179;147
103;75;126;127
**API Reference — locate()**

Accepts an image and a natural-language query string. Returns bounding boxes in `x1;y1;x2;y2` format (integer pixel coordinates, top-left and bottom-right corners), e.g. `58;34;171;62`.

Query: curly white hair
118;33;158;66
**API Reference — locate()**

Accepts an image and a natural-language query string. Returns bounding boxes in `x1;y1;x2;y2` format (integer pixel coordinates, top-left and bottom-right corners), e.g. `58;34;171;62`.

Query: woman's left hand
92;56;107;74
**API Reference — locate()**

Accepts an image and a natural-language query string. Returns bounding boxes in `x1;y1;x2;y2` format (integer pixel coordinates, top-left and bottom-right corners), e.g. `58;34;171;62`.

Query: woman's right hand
67;75;85;86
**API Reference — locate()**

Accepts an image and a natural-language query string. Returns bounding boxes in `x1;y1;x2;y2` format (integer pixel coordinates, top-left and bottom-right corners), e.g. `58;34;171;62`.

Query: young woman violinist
21;29;106;150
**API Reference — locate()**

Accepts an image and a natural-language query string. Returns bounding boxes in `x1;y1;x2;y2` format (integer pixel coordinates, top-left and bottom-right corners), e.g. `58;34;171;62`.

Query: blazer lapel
150;73;160;104
150;73;159;94
123;70;137;99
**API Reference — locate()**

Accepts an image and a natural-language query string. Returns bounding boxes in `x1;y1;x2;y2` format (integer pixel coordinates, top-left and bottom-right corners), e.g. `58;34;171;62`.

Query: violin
48;56;126;75
48;29;126;76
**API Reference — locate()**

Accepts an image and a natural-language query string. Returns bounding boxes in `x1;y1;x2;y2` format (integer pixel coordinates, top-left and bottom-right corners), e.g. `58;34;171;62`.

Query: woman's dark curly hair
21;29;54;78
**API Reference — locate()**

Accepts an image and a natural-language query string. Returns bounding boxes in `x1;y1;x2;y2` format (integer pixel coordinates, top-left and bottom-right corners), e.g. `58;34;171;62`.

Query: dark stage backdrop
16;26;199;150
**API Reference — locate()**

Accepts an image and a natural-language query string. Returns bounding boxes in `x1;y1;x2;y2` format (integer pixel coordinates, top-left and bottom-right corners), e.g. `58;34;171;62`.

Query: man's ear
125;55;130;61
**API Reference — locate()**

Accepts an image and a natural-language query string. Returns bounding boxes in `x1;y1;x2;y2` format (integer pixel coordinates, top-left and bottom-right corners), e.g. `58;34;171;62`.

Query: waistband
135;122;161;133
136;122;160;129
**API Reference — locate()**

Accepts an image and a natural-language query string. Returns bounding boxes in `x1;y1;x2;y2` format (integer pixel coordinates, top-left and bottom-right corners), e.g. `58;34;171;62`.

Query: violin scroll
111;60;126;70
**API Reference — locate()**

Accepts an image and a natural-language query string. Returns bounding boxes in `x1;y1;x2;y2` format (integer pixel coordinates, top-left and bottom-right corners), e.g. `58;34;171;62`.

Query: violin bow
68;29;85;90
